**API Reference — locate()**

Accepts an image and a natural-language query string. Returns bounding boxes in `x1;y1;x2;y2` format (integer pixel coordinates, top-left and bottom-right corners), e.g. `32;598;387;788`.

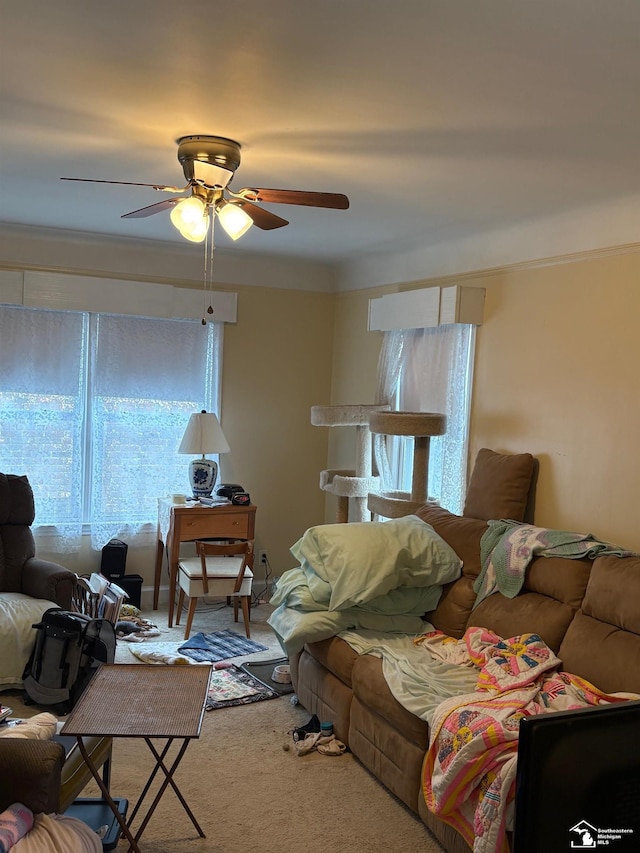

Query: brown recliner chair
0;472;76;609
0;473;113;817
0;736;112;814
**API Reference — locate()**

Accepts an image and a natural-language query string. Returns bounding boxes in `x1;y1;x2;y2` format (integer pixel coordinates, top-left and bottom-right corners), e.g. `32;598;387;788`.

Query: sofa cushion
303;637;359;688
416;505;487;578
427;576;477;639
559;555;640;694
0;527;36;593
351;654;429;750
0;474;36;525
463;448;534;522
416;505;488;637
468;555;592;652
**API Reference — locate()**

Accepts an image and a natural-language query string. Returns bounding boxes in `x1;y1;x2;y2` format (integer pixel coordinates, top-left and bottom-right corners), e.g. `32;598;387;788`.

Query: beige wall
328;250;640;552
468;251;640;551
219;283;334;572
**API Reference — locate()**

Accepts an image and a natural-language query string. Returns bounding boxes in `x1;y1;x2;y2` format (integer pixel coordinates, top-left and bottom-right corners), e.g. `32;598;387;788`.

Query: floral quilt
419;627;634;853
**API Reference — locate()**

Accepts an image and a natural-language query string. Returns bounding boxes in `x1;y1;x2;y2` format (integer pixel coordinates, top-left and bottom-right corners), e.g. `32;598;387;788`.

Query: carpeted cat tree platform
311;404;389;522
367;410;446;518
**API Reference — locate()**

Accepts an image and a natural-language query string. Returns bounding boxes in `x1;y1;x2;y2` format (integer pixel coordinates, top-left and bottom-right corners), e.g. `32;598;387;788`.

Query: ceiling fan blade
61;177;187;192
235;200;289;230
121;198;183;219
238;188;349;209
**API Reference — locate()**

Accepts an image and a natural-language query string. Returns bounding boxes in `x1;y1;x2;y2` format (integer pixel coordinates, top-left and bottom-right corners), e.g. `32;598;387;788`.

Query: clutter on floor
239;657;295;697
205;664;279;710
288;714;346;756
177;630;268;663
114;615;161;642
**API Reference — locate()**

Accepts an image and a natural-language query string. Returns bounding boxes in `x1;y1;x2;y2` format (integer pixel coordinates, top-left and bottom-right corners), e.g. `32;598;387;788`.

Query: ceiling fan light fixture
170;196;208;242
193;160;234;189
216;200;253;240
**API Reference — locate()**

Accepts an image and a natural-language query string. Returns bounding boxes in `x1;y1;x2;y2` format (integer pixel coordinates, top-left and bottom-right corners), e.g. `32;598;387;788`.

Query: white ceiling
3;0;640;266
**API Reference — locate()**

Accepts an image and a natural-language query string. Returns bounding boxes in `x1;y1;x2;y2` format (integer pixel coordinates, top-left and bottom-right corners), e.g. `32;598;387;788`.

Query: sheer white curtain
375;324;475;514
0;306;221;551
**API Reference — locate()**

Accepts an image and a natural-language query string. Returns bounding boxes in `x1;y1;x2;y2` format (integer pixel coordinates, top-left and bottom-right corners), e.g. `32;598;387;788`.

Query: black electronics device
100;539;128;580
216;483;245;500
231;492;251;505
117;574;143;609
513;699;640;852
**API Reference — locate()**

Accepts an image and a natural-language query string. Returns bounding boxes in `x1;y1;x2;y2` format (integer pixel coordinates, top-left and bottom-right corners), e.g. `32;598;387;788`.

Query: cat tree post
367;411;446;518
311;404;389;523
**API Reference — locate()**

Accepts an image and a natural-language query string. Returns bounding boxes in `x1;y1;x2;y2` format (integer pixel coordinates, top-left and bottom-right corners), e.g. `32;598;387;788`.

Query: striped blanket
420;627;634;853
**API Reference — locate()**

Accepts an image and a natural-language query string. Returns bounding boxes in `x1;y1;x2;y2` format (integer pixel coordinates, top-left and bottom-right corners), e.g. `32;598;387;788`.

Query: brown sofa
290;449;640;852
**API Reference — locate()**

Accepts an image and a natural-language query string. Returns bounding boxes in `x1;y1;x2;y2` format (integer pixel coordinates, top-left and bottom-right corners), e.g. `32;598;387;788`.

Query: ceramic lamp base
188;457;218;499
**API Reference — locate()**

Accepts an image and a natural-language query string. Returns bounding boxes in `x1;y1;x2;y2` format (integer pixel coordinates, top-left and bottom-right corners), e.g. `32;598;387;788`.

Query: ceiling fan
61;134;350;243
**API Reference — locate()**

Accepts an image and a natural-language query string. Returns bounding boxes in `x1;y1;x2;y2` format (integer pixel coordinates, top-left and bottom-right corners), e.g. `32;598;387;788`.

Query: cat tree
311;404;389;522
367;410;446;518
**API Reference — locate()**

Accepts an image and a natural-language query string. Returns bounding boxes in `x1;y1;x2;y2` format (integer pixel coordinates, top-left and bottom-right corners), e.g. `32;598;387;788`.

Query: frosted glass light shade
216;201;253;240
170;197;209;242
178;411;230;498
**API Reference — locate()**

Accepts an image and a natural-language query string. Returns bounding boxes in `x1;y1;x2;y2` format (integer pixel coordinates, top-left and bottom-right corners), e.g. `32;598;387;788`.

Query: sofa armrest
0;740;65;813
21;558;75;609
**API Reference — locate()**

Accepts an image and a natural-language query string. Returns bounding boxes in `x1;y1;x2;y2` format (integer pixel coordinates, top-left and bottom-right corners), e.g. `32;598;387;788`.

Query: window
0;306;221;549
376;324;475;514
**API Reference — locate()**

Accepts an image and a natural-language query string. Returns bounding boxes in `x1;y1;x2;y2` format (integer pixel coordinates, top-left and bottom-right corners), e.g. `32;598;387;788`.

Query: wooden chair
70;575;101;618
176;540;254;640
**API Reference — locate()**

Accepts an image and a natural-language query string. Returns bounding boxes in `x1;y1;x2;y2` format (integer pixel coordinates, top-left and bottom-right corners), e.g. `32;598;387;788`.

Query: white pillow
290;515;462;611
0;594;59;688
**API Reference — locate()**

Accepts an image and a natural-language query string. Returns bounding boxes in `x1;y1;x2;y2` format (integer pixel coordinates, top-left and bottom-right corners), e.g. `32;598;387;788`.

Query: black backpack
23;608;116;714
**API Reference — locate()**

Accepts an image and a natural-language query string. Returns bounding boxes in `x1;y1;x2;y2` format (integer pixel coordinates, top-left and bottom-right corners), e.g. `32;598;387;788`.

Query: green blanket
473;519;636;606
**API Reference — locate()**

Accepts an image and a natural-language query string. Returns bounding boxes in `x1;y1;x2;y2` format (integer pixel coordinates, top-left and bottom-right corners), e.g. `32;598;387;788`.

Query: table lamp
178;410;230;498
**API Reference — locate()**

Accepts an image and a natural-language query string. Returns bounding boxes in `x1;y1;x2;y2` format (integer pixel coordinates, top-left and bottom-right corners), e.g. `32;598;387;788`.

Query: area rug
240;657;295;696
177;629;268;663
206;664;279;710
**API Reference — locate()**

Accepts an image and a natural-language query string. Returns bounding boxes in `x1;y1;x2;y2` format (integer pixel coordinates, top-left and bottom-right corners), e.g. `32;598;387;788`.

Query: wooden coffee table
61;664;211;853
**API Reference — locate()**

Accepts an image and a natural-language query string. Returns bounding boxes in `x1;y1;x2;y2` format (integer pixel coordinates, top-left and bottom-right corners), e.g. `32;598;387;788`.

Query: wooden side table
154;499;256;627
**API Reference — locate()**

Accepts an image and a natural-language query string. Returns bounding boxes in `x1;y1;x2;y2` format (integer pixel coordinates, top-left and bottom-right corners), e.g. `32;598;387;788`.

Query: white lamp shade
178;411;230;456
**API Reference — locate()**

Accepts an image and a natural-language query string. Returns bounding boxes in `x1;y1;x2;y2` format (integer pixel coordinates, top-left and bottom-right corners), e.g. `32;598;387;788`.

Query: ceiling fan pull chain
207;214;216;317
200;210;216;324
201;216;210;324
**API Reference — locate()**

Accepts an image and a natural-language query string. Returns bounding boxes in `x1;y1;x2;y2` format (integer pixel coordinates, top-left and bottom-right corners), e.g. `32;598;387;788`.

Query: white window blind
0;305;221;550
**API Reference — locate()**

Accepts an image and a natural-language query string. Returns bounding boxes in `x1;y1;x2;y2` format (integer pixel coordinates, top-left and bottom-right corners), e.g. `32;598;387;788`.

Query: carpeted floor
5;600;446;853
116;598;284;665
